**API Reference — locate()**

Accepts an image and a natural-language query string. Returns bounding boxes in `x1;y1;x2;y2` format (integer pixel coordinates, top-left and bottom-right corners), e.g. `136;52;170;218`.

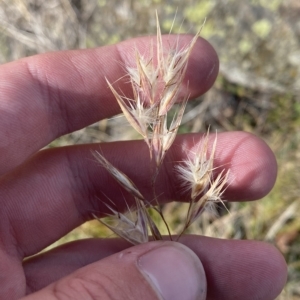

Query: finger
181;235;286;300
2;132;276;258
0;35;218;174
22;241;206;300
23;236;286;300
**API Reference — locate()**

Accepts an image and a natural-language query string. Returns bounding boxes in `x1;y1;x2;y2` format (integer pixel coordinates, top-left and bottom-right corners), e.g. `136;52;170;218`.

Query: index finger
0;35;218;174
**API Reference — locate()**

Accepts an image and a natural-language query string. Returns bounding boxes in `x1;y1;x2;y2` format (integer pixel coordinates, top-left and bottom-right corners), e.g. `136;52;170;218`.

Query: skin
0;35;287;299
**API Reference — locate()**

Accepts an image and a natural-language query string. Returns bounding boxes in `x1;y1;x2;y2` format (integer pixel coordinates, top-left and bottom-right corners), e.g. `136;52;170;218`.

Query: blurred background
0;0;299;298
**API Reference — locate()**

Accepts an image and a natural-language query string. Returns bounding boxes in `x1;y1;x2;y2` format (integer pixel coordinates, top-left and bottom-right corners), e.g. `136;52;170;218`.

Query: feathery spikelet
176;132;216;200
94;14;229;245
106;13;204;176
94;150;163;243
176;133;229;235
93;198;149;245
184;169;229;230
93;151;145;200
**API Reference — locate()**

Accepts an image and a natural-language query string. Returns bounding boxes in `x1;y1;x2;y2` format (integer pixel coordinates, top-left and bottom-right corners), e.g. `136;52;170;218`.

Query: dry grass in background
1;0;300;298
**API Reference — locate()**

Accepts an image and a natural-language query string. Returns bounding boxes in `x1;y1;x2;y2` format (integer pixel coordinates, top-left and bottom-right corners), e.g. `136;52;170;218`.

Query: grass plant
93;14;229;245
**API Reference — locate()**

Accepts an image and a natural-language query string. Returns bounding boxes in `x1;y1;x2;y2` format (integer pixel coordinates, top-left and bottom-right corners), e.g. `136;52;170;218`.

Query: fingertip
138;241;207;300
217;131;277;200
185;36;219;97
237;241;287;300
225;241;287;300
259;242;287;298
247;133;277;198
229;240;287;300
180;236;287;300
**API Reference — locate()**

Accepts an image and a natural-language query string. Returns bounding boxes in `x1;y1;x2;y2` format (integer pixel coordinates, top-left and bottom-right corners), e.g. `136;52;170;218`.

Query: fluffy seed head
95;14;228;245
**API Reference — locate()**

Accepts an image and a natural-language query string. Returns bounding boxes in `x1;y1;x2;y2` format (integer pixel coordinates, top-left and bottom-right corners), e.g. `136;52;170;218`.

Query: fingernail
138;242;206;300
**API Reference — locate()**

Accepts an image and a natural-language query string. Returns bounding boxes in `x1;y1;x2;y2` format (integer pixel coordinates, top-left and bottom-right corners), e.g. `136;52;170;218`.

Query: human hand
0;35;286;300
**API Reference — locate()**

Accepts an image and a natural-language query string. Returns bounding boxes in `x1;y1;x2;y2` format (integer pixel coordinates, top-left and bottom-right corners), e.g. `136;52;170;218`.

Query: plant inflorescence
93;14;229;245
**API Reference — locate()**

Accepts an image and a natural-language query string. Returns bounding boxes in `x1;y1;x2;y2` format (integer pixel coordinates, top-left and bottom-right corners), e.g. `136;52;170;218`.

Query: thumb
21;241;207;300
